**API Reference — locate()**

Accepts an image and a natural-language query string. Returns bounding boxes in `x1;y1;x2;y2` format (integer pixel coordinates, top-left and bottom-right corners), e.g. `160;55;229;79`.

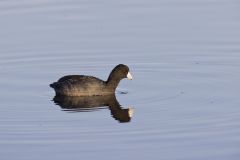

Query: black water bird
50;64;133;96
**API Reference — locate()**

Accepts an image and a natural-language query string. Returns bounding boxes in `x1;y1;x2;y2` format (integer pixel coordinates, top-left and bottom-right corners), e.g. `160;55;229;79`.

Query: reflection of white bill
128;107;134;118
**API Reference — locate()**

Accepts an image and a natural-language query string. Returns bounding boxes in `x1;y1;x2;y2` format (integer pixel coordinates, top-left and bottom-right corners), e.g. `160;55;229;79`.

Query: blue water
1;0;240;160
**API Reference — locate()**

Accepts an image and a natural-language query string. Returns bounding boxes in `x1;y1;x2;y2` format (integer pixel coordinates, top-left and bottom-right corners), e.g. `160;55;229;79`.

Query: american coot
50;64;133;96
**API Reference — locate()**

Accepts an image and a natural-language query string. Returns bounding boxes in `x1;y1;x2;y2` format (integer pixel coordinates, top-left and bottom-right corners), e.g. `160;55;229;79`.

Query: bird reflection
52;94;134;123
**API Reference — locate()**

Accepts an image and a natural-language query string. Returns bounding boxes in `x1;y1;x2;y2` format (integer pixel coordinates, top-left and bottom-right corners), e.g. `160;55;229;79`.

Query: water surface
1;0;240;160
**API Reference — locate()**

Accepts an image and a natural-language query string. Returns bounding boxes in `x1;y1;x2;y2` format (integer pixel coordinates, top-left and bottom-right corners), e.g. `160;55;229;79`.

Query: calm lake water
1;0;240;159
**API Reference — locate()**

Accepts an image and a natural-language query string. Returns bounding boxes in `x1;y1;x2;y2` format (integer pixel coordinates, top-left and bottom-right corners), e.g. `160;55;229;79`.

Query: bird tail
50;82;58;88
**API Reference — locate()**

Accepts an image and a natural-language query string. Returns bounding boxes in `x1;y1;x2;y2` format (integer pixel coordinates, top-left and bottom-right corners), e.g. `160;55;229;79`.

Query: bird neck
106;74;121;91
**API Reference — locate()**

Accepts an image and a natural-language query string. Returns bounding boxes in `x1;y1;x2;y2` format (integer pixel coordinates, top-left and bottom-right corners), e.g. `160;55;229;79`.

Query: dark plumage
50;64;133;96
